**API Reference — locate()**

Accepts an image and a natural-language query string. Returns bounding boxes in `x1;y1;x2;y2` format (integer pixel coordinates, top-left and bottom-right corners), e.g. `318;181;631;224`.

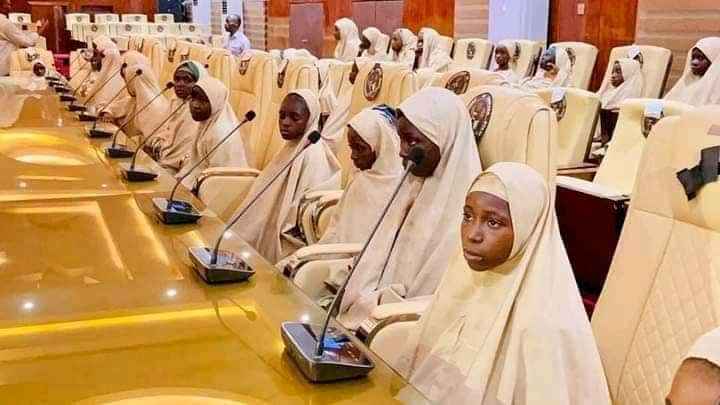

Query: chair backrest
207;47;234;89
140;36;166;79
322;59;353;100
148;23;179;36
536;87;600;166
65;13;90;31
154;13;174;23
432;66;508;96
594;98;693;195
591;105;720;404
94;13;119;24
81;23;110;44
178;23;203;36
111;35;130;52
438;35;454;56
188;42;212;65
8;13;31;24
211;34;225;48
462;85;558;183
10;48;54;74
122;14;147;23
599;45;673;99
230;51;276;169
552;41;599;90
453;38;494;69
159;39;192;88
118;22;147;36
498;39;544;78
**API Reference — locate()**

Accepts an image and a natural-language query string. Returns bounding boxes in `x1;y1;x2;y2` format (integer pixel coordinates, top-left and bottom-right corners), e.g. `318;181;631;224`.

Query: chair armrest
556;175;628;201
557;162;599;179
278;243;362;278
302;189;344;202
358;296;433;344
195;169;259;221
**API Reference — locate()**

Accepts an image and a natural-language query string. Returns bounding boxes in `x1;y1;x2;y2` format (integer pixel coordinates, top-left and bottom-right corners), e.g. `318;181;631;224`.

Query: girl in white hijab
321;57;369;153
337;87;482;330
177;76;249;188
396;163;611;405
360;27;389;61
492;40;521;84
664;37;720;106
390;28;417;69
416;27;451;72
519;45;573;90
598;58;644;110
668;328;720;404
85;35;129;114
333;18;361;62
231;90;341;263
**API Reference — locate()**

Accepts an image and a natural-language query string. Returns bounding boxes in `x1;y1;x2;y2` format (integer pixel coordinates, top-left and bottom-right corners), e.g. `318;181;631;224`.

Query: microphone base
67;105;86;113
281;322;374;383
54;86;70;94
59;95;76;103
119;163;158;182
105;145;134;158
188;247;255;284
77;113;97;122
152;197;202;225
87;128;114;138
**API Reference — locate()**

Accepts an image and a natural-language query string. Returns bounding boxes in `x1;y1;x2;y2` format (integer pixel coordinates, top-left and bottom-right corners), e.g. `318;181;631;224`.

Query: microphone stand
64;66;94;107
87;69;142;138
74;63;126;118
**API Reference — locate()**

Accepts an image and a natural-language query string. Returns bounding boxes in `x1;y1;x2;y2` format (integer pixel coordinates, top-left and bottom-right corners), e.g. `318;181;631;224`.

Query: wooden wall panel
402;0;454;36
454;0;488;39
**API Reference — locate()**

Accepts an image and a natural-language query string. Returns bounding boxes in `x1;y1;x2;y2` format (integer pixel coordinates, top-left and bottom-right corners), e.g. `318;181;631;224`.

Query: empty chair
8;13;31;24
432;66;507;96
599;45;672;99
154;13;174;23
148;22;179;36
117;22;147;37
452;38;494;69
188;42;212;65
536;87;600;166
80;23;110;43
207;47;234;89
178;23;203;36
551;41;599;90
139;36;165;79
65;13;90;31
121;14;147;23
591;105;720;404
94;14;119;24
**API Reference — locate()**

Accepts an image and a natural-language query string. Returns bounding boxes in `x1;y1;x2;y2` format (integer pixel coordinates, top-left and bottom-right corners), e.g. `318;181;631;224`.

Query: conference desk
0;95;426;404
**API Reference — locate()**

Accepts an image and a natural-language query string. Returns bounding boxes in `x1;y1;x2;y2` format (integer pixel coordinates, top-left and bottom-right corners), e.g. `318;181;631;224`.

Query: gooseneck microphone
281;146;426;383
88;69;142;137
187;131;322;283
74;63;127;119
106;82;175;157
64;66;94;106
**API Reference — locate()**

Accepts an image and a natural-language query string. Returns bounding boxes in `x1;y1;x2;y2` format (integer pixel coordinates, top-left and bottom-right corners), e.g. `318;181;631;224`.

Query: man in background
224;14;250;56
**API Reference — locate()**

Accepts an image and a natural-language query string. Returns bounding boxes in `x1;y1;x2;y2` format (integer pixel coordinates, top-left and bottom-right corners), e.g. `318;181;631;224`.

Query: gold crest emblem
124;24;132;32
134;15;141;22
238;58;251;75
76;16;82;22
91;25;98;32
167;48;176;62
445;71;471;95
642;112;664;138
277;64;288;88
161;15;168;22
550;96;567;121
466;42;476;60
364;63;383;101
189;25;196;32
157;25;164;33
17;16;24;22
467;93;493;141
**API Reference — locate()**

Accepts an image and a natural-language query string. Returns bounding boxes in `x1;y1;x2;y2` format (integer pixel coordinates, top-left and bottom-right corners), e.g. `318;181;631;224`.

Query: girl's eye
487;218;502;229
462;212;472;222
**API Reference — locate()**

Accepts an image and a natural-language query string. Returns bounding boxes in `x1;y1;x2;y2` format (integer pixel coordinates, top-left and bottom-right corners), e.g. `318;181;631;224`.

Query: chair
139;36;166;79
121;14;148;23
188;42;212;65
80;23;110;44
207;47;234;91
94;14;119;24
8;13;31;24
555;99;693;312
551;41;598;90
9;48;54;76
117;22;147;37
438;35;454;56
598;45;673;99
211;35;225;48
452;38;494;69
148;23;179;36
65;13;90;31
159;39;191;88
536;87;600;166
591;105;720;404
431;66;507;96
195;167;261;222
326;60;353;100
154;13;174;23
110;35;130;52
127;36;145;53
178;23;204;36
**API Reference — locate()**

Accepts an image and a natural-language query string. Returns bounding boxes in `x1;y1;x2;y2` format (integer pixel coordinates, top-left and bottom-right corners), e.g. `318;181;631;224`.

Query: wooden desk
0;95;425;404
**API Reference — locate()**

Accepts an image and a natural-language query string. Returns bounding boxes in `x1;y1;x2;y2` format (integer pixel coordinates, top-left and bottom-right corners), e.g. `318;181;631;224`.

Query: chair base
153;197;202;225
188;247;254;284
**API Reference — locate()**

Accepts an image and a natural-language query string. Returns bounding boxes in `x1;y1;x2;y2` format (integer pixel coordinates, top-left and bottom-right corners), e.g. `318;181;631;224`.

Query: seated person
223;14;251;56
493;40;521;83
414;27;451;73
597;58;643;144
333;18;361;62
664;37;720;106
337;87;482;330
390;28;417;69
668;328;720;405
321;57;368;153
360;27;389;61
177;76;250;188
396;162;611;404
148;60;208;174
231;90;341;264
519;45;573;91
84;36;128;115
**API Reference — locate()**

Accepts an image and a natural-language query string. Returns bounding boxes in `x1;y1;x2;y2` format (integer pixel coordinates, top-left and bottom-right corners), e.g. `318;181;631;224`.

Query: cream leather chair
154;13;174;23
211;35;225;48
536;87;600;166
178;23;204;36
139;36;166;79
117;22;147;37
591;105;720;404
80;23;110;44
65;13;90;31
207;47;234;89
599;45;673;99
438;35;454;56
551;41;598;90
159;39;191;88
122;14;147;23
188;42;212;65
9;48;54;76
431;66;508;96
8;13;31;24
111;35;130;52
148;23;179;36
498;39;544;78
94;14;119;24
452;38;494;69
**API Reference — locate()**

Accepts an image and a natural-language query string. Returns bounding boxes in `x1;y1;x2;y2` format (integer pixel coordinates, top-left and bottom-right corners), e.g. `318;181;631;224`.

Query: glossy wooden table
0;95;425;404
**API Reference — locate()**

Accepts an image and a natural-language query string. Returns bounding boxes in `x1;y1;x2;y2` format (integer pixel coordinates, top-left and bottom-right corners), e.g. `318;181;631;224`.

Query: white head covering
317;59;336;114
178;76;249;187
418;28;451;72
686;328;720;367
361;27;389;60
232;89;341;263
338;88;482;329
519;45;573;90
598;58;644;110
391;28;417;69
665;37;720;106
397;162;611;405
86;35;128;112
334;18;361;62
320;106;403;244
119;51;172;138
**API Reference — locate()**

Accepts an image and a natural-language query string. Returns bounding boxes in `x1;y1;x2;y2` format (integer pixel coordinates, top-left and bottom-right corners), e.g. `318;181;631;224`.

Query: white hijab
519;46;573;90
319;106;403;244
317;59;337;115
391;28;417;69
418;28;451;72
598;58;644;110
86;35;128;112
361;27;389;60
178;76;249;188
398;163;611;405
492;40;521;84
685;328;720;367
232;89;341;263
338;88;482;329
664;37;720;106
121;51;172;139
334;18;361;62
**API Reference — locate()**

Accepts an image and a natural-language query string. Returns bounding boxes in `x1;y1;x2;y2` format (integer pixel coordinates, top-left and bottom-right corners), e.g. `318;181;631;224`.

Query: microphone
106;82;175;158
153;111;257;225
118;100;188;182
281;146;426;383
74;62;127;119
188;130;322;283
87;69;142;138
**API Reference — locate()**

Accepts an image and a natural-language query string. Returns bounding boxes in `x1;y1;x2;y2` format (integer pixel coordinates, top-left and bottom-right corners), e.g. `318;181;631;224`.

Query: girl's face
189;86;212;121
461;190;514;272
610;62;625;87
495;45;510;69
391;32;403;53
690;47;712;77
278;94;310;140
397;112;441;178
173;69;197;99
347;126;376;171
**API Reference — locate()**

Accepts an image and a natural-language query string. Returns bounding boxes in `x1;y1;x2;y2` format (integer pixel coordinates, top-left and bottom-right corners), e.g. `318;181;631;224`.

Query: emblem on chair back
158;25;164;33
91;24;98;32
550;96;567;122
466;42;476;60
24;50;38;63
238;57;251;75
189;25;196;32
642;110;664;138
364;63;383;101
76;16;82;22
134;15;141;22
18;15;24;22
467;93;493;142
167;48;176;62
445;71;471;95
124;24;132;33
277;63;288;88
565;47;576;67
161;15;168;22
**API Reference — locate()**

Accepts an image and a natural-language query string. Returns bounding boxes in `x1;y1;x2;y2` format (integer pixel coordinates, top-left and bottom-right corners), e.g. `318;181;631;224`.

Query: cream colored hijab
665;37;720;106
319;106;403;244
418;28;451;71
361;27;389;60
391;28;417;69
121;51;172;139
685;328;720;367
334;18;361;62
598;58;643;110
398;163;610;405
338;88;482;329
178;76;249;188
519;46;573;90
86;35;127;112
232;90;341;264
